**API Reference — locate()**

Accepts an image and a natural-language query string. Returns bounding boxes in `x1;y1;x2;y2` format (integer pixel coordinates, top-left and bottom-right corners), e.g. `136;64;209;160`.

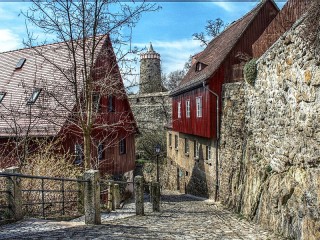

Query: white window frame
194;141;199;159
196;97;202;118
178;101;181;118
175;135;178;149
186;100;190;118
184;138;189;154
206;146;211;160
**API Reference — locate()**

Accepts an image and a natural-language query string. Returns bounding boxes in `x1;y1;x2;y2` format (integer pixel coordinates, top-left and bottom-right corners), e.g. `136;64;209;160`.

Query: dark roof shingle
171;0;273;95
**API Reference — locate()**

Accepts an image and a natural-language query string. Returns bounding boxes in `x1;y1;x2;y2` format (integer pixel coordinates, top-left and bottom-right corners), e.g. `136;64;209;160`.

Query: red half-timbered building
167;0;279;198
0;35;138;176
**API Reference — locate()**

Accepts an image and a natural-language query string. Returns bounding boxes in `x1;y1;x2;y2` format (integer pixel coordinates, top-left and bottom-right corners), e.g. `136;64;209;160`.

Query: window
108;95;115;112
196;62;202;72
0;92;6;103
169;133;172;147
175;135;178;149
98;142;104;161
186;100;190;118
92;93;100;112
178;102;181;118
74;144;83;164
194;141;199;159
196;97;202;118
119;138;126;155
15;58;26;69
27;88;42;105
184;138;189;154
206;146;211;160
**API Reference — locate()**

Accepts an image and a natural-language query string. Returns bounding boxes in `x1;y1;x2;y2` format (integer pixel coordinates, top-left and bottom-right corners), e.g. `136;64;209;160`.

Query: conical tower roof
140;42;160;60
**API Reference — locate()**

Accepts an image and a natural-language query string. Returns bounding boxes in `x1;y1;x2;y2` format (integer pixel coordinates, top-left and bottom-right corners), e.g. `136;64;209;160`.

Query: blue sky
0;1;285;75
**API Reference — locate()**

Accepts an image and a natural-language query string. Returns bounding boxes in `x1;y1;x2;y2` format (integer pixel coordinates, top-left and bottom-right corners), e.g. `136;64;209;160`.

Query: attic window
196;62;203;72
15;58;26;69
27;88;42;105
0;92;6;103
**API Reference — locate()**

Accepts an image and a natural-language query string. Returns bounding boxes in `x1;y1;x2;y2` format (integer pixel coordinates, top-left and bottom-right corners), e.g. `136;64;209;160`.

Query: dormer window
196;62;206;72
27;88;42;105
15;58;26;69
0;92;6;103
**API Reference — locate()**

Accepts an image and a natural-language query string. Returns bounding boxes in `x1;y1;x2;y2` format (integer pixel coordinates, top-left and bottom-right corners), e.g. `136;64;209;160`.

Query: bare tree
162;70;185;91
193;18;227;46
19;0;159;170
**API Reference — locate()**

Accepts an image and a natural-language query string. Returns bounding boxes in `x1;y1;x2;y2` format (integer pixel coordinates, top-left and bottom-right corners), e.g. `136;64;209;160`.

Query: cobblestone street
0;192;283;240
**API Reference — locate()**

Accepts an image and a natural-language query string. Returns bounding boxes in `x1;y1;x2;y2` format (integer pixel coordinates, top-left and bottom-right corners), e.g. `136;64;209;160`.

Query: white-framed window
186;100;190;118
184;138;189;154
194;141;199;159
206;146;211;160
178;101;181;118
196;97;202;118
175;135;178;149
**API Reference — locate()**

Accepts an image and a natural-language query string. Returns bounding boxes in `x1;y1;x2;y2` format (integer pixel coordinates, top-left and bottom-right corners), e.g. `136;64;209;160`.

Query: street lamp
155;144;161;183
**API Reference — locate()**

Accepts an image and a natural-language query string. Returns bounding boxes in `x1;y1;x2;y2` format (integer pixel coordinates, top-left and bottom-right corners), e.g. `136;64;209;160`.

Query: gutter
202;81;220;201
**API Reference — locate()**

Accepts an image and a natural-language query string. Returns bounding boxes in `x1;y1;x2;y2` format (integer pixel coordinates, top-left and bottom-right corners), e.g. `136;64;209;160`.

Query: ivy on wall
244;59;257;85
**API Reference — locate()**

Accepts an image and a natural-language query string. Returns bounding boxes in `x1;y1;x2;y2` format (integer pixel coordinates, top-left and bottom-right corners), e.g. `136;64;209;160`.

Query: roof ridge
206;0;266;47
0;34;108;55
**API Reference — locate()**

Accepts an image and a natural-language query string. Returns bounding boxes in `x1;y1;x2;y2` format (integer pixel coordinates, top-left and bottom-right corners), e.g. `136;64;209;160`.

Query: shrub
244;58;257;85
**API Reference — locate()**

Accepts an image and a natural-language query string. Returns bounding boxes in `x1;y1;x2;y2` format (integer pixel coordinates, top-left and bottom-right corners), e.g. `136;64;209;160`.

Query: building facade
0;35;137;176
166;0;279;199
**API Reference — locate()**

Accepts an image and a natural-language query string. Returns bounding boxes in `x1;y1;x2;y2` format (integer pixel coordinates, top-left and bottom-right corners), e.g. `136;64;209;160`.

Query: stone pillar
151;181;160;212
107;182;113;211
83;170;101;225
5;167;23;221
113;184;121;209
134;175;144;215
77;175;84;214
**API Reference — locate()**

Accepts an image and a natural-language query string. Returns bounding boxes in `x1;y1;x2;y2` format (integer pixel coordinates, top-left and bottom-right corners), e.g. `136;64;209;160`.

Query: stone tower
139;43;162;94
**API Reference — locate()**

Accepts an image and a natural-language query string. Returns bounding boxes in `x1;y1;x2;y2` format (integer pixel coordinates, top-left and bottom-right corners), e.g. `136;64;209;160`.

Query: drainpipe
202;82;219;201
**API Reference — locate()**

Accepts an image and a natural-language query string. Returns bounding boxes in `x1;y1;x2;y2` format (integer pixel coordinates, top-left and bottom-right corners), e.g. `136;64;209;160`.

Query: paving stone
0;191;284;239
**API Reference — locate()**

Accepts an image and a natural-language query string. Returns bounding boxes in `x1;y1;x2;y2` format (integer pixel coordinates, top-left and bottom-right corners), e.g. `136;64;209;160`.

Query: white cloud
135;39;203;74
212;2;235;12
0;29;22;52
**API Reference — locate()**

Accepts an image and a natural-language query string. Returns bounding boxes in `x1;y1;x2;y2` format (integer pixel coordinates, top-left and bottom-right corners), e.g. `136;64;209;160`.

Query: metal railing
0;171;88;222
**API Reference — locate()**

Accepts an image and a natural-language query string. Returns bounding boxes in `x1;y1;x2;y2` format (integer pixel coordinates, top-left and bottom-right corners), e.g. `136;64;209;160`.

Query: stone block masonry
219;15;320;239
128;92;171;132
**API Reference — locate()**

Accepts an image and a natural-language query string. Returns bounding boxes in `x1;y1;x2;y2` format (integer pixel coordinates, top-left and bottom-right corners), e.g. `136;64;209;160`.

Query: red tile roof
171;0;276;95
0;36;107;137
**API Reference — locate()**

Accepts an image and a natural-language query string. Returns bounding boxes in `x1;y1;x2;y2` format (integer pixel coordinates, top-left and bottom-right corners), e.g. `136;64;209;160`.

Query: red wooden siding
253;0;309;58
172;67;224;139
224;0;278;83
0;36;137;176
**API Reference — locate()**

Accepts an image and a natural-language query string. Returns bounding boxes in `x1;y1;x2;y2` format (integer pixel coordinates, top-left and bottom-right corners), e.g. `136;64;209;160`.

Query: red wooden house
167;0;279;198
253;0;309;58
0;35;138;176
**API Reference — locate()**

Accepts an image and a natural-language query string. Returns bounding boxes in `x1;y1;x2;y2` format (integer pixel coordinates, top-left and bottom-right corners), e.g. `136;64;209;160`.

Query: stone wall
128;92;171;131
166;130;217;198
219;17;320;239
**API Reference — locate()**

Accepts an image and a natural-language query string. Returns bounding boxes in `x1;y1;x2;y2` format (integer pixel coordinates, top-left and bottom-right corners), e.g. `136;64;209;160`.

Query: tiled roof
0;36;107;137
171;0;272;95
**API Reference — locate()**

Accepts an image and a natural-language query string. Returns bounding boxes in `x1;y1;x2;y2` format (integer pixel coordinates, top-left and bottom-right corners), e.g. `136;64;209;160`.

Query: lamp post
155;144;161;183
